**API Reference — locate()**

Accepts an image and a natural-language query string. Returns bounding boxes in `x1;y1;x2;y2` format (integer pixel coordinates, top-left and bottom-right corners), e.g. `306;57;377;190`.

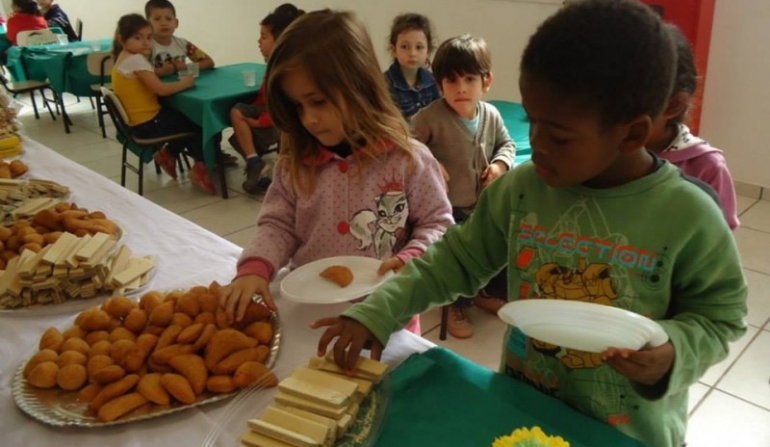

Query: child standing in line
647;23;739;230
217;10;453;336
144;0;215;77
412;35;516;339
314;2;747;446
111;14;215;194
383;13;441;120
229;3;305;195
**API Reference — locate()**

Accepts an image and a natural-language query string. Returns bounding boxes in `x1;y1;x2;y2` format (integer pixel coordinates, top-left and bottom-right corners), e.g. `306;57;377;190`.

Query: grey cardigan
412;99;516;210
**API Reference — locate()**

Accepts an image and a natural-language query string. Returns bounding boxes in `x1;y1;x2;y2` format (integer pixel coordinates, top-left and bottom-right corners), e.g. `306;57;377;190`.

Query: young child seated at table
6;0;47;46
383;13;441;120
144;0;214;77
313;1;748;446
217;10;453;336
229;3;305;194
412;34;516;339
647;23;739;230
36;0;78;42
111;13;215;194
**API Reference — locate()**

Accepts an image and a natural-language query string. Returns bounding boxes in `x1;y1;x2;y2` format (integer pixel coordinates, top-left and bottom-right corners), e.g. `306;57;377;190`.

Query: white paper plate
498;299;668;353
280;256;393;304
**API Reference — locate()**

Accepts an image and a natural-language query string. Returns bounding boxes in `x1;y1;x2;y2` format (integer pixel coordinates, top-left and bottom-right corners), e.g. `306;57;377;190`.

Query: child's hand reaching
601;341;675;386
481;161;508;188
178;74;196;89
217;275;276;323
311;316;383;372
377;256;405;275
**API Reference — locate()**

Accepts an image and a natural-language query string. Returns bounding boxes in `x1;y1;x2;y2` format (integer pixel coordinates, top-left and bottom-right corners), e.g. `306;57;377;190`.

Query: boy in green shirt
313;1;748;446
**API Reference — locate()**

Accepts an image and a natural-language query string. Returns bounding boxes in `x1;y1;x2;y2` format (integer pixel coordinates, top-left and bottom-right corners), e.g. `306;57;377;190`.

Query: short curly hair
521;0;676;126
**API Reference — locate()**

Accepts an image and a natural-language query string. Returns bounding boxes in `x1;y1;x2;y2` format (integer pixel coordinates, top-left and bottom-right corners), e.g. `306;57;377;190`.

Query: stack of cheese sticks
239;354;388;447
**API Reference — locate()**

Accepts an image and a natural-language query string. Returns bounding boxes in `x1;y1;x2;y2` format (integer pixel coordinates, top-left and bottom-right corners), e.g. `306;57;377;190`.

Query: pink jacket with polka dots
236;139;454;281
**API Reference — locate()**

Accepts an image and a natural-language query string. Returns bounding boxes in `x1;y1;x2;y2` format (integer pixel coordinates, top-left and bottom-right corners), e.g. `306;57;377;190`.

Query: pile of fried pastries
22;282;278;423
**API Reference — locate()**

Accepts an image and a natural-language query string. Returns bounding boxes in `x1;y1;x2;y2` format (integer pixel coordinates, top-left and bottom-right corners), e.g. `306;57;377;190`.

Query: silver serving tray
12;296;281;427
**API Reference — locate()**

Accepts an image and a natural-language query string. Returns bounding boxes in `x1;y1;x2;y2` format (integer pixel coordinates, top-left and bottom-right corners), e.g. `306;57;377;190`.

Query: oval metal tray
12;295;281;427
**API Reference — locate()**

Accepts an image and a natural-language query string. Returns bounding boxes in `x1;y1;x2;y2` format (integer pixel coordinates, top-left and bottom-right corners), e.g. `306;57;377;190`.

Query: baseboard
734;180;767;201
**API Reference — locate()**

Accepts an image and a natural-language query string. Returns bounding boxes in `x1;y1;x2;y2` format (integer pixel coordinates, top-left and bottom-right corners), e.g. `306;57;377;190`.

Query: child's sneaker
189;162;216;195
242;157;265;194
154;146;178;179
447;305;473;339
474;291;506;314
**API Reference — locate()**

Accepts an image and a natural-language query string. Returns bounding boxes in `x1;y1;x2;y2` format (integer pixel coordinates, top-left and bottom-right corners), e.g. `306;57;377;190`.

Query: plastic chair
101;87;195;196
87;52;113;138
0;54;57;122
16;29;59;47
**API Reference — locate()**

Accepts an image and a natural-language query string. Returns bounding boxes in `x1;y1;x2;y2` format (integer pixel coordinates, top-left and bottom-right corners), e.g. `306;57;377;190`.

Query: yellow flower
491;426;570;447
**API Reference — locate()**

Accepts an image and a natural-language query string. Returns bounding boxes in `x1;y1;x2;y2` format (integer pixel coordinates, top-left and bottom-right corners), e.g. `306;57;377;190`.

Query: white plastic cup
91;40;101;51
186;62;200;78
56;34;68;45
178;70;190;79
242;70;257;87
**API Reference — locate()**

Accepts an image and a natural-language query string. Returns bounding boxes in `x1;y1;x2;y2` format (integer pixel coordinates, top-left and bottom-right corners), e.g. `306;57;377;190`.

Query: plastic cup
186;62;200;78
91;40;101;51
178;70;190;79
242;70;257;87
56;34;68;45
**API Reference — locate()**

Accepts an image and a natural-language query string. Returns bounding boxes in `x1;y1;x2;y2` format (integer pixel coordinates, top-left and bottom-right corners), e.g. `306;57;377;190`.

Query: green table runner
162;62;265;169
376;347;649;447
6;38;113;96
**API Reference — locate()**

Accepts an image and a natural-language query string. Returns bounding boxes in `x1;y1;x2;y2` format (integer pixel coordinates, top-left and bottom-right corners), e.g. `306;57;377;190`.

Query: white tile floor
16;94;770;445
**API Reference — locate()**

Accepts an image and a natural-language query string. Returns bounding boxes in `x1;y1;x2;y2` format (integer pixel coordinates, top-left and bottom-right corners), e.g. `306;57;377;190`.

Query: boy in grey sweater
412;35;516;339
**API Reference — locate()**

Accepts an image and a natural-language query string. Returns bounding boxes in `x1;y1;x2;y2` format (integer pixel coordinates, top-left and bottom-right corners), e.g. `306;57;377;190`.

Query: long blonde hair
265;10;412;194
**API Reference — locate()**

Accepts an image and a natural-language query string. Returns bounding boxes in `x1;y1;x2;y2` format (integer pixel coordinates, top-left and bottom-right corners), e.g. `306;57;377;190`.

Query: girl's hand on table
311;316;382;373
601;341;675;386
218;275;275;323
377;256;404;275
173;59;187;73
178;74;196;89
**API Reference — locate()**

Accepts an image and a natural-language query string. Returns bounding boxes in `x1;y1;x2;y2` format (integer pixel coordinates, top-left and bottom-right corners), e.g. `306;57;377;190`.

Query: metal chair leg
120;143;128;187
96;96;106;138
58;94;71;133
29;90;40;119
439;305;449;341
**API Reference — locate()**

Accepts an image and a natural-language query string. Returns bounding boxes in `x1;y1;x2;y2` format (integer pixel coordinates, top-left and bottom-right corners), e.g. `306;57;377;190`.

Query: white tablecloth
0;138;434;446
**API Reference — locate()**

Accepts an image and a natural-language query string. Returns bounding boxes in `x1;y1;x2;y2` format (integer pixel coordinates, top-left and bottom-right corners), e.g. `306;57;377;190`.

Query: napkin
374;347;649;447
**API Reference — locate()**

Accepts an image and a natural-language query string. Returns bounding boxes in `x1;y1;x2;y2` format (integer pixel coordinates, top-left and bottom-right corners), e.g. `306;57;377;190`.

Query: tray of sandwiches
0;232;152;313
12;284;281;427
203;354;390;447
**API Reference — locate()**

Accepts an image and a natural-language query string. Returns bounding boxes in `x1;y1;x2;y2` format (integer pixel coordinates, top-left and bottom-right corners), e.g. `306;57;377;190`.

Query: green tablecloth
5;38;112;95
377;347;649;447
487;100;531;165
162;62;265;170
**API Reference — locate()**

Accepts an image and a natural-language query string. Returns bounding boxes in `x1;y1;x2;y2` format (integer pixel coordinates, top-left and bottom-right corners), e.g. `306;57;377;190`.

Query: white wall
56;0;556;102
699;0;770;189
54;0;770;188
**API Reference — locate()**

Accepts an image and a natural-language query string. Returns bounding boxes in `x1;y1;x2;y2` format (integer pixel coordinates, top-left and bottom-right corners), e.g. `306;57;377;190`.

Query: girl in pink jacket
648;24;739;230
218;10;454;332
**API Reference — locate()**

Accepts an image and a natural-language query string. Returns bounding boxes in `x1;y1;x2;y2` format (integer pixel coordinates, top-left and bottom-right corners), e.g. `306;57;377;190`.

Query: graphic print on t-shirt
503;195;671;428
349;172;408;259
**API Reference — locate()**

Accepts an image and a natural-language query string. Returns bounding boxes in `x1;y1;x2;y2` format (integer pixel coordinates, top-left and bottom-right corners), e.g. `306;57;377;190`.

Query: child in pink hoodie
647;24;739;230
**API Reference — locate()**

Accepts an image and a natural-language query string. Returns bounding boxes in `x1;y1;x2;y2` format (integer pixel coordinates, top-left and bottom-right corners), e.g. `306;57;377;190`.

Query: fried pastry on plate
319;265;353;288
